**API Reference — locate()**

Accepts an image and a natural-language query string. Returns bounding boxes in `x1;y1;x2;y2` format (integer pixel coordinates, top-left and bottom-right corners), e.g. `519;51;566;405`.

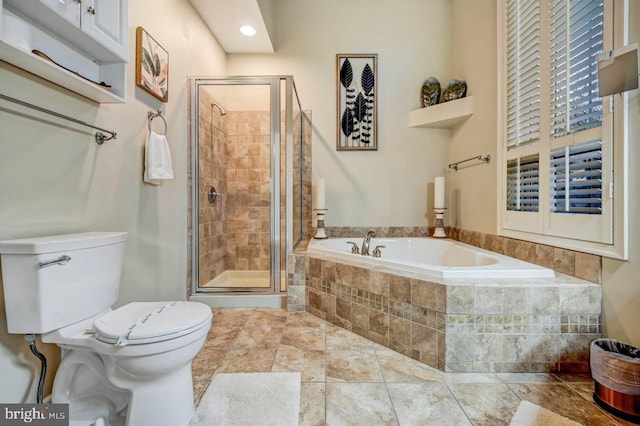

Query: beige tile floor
191;308;633;426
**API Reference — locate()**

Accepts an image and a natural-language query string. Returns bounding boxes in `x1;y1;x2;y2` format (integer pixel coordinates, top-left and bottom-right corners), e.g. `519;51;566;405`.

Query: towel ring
147;110;167;135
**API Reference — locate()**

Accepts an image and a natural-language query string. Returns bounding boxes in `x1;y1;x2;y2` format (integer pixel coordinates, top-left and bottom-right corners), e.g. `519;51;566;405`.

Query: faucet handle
372;245;386;258
346;241;360;254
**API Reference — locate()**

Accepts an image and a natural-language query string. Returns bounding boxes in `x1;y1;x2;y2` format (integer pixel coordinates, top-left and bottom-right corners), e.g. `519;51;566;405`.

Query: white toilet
0;232;212;426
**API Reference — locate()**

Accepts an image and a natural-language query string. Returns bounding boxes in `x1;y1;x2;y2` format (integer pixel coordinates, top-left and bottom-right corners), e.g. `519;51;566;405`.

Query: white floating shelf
409;96;473;129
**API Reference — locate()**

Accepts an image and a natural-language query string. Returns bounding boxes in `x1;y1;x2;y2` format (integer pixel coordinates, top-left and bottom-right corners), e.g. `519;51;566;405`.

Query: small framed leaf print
336;54;377;151
136;27;169;103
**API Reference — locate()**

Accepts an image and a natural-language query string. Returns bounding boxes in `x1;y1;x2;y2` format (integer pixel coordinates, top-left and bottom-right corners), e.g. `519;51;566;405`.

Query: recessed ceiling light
240;25;257;37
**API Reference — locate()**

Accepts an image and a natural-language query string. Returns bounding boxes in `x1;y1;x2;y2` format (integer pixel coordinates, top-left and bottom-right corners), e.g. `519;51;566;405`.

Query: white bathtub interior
307;237;555;279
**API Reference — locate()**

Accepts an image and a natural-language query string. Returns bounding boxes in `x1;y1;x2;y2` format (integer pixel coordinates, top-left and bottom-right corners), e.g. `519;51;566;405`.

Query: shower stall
189;76;310;304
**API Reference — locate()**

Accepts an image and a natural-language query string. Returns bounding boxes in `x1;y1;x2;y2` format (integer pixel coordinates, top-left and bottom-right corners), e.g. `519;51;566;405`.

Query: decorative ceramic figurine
442;79;467;101
421;77;441;107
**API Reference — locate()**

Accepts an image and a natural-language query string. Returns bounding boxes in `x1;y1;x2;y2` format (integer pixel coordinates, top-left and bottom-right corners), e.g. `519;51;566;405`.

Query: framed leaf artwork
336;54;377;151
136;27;169;103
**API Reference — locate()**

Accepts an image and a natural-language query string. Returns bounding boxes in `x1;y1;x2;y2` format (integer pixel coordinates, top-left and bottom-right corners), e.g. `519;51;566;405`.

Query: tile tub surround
301;253;601;373
449;228;603;284
287;250;308;312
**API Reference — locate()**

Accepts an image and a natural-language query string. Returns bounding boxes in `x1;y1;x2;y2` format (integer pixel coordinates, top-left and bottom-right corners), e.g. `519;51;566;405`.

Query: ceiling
189;0;275;53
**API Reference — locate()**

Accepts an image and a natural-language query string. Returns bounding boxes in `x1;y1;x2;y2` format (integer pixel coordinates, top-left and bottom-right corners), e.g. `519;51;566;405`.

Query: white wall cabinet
0;0;128;103
39;0;81;27
81;0;128;59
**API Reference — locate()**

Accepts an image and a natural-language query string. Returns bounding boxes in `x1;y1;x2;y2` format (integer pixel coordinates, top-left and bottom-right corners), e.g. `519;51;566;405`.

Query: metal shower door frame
190;76;289;295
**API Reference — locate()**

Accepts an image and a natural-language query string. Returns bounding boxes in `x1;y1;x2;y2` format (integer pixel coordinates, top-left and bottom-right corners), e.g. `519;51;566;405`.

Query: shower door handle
208;186;221;203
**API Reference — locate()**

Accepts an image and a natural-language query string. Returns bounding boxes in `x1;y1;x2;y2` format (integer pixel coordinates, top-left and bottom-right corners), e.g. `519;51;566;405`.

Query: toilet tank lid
0;232;128;254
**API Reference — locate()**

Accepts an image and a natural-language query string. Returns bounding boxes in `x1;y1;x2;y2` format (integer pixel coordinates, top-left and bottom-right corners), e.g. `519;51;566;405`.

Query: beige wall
601;0;640;346
227;0;453;227
449;0;498;234
0;0;226;402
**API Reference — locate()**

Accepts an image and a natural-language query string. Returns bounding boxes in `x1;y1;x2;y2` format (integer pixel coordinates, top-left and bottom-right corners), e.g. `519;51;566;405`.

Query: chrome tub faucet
361;230;376;256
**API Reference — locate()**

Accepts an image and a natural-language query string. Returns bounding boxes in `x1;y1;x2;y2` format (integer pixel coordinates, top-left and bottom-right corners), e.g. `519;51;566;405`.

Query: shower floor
193;270;287;308
203;270;271;288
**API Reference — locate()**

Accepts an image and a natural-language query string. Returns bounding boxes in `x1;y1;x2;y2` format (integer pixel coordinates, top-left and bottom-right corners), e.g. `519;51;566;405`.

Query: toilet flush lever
38;255;71;269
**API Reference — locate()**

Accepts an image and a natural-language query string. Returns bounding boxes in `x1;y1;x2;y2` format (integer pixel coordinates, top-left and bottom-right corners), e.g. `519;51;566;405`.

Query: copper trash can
590;338;640;423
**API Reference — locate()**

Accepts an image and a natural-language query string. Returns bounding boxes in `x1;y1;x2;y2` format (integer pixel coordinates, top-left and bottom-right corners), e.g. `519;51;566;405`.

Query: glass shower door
192;77;278;293
190;76;305;295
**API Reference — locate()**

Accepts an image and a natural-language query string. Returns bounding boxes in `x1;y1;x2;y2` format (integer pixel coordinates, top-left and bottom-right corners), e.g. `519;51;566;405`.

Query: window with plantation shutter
550;140;602;214
549;0;604;138
506;0;541;150
500;0;620;254
507;155;540;212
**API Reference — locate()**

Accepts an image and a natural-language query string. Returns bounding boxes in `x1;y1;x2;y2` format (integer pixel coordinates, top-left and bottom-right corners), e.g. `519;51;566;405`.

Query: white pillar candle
316;178;326;209
434;176;445;209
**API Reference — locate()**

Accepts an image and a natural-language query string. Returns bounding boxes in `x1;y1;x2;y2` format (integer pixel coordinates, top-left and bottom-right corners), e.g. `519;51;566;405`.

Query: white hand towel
144;130;173;185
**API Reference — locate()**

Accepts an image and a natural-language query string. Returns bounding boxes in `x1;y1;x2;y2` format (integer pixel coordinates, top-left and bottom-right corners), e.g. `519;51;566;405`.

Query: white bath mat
509;400;583;426
190;372;301;426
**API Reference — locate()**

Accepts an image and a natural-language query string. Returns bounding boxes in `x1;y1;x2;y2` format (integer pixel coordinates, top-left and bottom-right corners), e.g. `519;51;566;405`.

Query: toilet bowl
0;232;213;426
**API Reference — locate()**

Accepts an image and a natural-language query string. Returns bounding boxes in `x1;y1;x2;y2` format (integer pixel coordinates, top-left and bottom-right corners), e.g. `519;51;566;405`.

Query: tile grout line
323;314;328;425
195;308;251;403
442;380;479;425
373;344;402;424
266;312;288;373
561;379;628;425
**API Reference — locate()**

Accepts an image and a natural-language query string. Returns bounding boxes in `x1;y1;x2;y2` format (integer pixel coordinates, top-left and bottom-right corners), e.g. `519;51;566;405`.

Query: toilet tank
0;232;127;334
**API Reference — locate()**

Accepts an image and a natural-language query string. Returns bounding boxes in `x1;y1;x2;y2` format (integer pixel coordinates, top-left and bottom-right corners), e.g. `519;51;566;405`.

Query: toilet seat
93;301;212;346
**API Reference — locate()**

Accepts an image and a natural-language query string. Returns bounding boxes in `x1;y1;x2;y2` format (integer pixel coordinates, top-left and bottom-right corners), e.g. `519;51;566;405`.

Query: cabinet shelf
0;2;127;104
0;41;125;103
409;96;473;129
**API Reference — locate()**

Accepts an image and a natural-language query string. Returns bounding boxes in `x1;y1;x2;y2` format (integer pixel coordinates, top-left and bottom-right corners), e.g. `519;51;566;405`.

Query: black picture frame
336;54;377;151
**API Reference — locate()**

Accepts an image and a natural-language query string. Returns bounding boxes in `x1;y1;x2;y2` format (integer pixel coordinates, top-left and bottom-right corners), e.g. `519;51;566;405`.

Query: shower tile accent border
321;226;602;284
292;253;600;373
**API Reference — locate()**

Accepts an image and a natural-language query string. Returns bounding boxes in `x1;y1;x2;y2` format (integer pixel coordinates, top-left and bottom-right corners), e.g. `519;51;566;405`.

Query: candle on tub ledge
434;176;445;209
433;176;447;238
316;178;326;210
314;178;328;239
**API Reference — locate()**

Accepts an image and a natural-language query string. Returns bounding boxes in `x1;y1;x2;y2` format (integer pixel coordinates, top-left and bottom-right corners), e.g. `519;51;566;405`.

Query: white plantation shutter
502;0;613;247
507;155;540;212
550;140;602;214
506;0;541;149
549;0;604;138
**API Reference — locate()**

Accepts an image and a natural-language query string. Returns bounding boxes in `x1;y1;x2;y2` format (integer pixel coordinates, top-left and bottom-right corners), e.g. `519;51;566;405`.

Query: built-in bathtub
307;237;555;279
290;237;601;373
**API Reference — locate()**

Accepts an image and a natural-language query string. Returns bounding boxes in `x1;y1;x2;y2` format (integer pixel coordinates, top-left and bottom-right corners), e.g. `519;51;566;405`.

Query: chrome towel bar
448;154;491;171
0;93;117;144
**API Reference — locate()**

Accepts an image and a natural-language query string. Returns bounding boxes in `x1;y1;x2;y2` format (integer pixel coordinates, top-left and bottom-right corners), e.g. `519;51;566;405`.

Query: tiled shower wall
197;93;229;286
189;105;313;296
300;112;314;241
225;111;271;271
